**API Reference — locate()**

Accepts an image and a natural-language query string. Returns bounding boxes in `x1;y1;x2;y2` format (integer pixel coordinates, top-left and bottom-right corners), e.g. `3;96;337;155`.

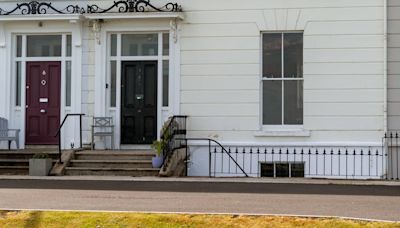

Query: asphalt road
0;179;399;221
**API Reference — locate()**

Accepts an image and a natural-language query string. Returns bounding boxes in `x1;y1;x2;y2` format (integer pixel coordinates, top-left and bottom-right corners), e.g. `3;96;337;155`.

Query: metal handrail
55;113;85;163
178;138;249;177
161;115;188;140
160;115;188;170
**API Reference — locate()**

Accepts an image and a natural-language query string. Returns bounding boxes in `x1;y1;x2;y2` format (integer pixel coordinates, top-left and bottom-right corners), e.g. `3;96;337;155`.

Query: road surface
0;179;399;221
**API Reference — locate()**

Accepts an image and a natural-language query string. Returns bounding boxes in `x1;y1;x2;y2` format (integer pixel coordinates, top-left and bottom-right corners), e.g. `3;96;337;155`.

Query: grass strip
0;211;398;228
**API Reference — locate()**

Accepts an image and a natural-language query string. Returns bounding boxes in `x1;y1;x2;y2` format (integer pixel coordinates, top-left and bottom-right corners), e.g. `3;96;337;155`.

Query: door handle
40;109;46;114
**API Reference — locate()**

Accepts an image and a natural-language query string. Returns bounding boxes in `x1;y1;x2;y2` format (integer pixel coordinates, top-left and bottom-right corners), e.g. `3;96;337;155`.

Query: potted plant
151;140;165;168
29;153;52;176
151;119;175;168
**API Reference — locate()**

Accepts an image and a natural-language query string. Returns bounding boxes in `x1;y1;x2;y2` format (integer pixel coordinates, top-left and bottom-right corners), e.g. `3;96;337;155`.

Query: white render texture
176;0;385;144
388;0;400;131
0;0;387;150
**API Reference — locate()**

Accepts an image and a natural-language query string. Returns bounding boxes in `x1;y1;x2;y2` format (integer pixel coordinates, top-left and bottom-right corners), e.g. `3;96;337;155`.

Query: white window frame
261;31;304;131
14;33;72;109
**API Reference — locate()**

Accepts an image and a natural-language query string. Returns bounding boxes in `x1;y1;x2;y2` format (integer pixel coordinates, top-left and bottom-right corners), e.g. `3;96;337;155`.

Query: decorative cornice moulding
0;0;182;16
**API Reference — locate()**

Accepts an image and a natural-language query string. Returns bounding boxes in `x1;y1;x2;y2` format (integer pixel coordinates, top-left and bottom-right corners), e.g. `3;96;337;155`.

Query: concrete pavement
0;178;399;221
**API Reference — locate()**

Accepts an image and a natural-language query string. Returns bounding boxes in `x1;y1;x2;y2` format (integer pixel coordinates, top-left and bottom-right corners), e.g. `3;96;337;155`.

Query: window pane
110;61;116;107
110;34;117;56
27;35;62;57
276;164;290;177
284;33;303;78
16;62;21;106
260;163;274;177
263;81;282;125
284;80;303;125
291;163;305;177
163;60;169;107
163;33;169;56
263;34;282;78
121;34;158;56
16;36;22;57
66;35;72;57
65;61;72;106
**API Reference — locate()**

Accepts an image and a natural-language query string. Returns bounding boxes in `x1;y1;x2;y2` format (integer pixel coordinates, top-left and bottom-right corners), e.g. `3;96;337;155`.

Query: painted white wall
0;0;386;155
175;0;385;145
81;20;95;146
388;0;400;131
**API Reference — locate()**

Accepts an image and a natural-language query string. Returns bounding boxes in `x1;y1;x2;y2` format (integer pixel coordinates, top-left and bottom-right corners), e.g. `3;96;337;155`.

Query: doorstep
0;175;398;186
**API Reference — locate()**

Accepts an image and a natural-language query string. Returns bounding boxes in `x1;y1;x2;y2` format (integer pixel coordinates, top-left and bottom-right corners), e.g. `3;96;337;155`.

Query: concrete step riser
0;154;59;160
70;163;153;169
65;170;159;176
75;155;154;160
0;169;28;175
0;161;57;166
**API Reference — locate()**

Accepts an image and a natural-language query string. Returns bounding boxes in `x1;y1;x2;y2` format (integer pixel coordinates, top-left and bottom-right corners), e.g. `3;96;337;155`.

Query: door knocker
41;80;47;86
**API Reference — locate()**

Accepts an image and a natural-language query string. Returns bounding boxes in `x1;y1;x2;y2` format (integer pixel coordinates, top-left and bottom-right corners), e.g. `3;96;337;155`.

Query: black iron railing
182;139;385;179
161;115;188;170
55;113;85;163
209;146;383;179
384;132;400;180
180;138;249;177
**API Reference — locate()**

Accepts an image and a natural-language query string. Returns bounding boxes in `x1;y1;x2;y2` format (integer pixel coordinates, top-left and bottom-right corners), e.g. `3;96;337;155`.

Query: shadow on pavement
0;179;399;196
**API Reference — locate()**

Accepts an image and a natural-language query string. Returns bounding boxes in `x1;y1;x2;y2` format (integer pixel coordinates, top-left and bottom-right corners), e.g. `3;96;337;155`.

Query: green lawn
0;211;398;228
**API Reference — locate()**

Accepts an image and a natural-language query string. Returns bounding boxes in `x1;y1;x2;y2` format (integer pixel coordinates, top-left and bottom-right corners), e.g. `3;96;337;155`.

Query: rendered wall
177;0;385;144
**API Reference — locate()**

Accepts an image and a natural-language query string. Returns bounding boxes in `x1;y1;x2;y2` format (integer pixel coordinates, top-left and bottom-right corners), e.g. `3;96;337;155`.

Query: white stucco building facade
0;0;398;179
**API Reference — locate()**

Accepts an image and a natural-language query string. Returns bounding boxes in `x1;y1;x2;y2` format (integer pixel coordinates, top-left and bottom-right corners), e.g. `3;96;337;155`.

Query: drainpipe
383;0;388;134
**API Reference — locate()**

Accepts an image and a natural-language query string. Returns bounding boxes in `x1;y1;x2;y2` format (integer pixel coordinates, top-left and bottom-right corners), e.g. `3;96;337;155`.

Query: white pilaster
0;22;8;119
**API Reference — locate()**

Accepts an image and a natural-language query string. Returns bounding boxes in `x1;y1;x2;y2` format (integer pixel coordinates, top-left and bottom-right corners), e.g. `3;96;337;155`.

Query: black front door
121;61;158;144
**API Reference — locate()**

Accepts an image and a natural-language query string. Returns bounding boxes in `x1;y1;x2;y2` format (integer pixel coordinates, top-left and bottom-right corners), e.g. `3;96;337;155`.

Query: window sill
254;129;311;137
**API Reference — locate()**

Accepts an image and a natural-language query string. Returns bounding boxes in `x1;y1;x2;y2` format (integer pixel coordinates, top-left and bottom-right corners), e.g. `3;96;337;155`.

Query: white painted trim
254;130;311;137
186;141;383;147
5;21;83;149
172;20;181;115
157;32;163;140
0;23;5;48
383;0;388;134
85;12;184;20
103;28;179;149
0;14;82;22
260;32;305;128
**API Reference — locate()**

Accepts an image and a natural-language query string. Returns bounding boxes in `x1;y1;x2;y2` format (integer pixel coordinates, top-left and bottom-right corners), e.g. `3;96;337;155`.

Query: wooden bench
0;117;20;150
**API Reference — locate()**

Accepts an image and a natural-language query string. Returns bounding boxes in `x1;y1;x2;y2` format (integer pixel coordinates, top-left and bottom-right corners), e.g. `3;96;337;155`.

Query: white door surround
0;18;83;149
94;18;182;149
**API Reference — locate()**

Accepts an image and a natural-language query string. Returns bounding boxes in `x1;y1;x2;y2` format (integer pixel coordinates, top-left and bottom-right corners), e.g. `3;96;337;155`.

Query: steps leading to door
65;150;160;176
0;150;59;175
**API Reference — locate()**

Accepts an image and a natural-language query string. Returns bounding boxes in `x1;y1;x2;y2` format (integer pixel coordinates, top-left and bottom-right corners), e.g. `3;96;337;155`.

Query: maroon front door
25;62;61;145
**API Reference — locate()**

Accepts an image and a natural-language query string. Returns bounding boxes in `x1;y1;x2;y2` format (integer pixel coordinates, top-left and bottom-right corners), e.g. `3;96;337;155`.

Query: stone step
0;159;57;166
69;160;153;168
74;151;156;161
64;167;160;176
0;166;29;175
0;151;59;160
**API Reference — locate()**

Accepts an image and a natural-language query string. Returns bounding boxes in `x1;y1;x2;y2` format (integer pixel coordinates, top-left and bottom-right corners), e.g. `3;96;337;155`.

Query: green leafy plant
151;118;176;157
32;153;50;159
151;140;164;157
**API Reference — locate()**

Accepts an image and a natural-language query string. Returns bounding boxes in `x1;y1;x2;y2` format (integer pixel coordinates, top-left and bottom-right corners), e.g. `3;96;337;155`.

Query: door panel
26;62;61;145
121;61;157;144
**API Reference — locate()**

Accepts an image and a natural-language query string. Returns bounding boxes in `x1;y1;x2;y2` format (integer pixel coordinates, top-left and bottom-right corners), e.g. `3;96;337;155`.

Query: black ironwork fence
384;132;400;180
207;146;384;179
